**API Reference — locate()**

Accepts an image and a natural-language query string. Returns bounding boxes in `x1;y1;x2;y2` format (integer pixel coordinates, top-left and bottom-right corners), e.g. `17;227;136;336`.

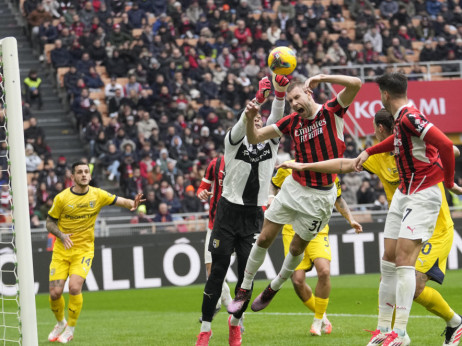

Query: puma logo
407;226;415;234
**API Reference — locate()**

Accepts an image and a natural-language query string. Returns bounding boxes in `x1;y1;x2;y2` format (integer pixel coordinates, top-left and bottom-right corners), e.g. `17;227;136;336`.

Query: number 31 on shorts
308;219;323;234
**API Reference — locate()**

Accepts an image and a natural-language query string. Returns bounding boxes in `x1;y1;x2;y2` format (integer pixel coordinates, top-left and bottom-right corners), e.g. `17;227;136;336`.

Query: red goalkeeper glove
273;74;290;99
255;76;272;104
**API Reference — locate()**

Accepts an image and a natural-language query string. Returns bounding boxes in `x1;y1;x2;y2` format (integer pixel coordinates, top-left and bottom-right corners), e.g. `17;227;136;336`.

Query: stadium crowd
15;0;462;227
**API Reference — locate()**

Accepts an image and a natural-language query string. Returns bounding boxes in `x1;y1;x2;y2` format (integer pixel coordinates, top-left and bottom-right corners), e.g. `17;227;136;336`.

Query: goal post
2;37;38;345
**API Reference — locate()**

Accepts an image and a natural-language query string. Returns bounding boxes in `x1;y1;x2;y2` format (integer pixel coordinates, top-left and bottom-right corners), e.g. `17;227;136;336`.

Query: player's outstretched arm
304;74;361;107
46;216;73;249
116;193;146;211
334;196;362;234
277;158;356;174
266;74;289;126
245;99;280;144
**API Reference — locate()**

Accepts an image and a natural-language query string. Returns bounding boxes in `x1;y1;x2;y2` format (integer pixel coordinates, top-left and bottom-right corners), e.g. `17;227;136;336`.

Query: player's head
373;108;394;142
286;82;315;119
375;72;407;112
71;161;91;187
254;113;263;129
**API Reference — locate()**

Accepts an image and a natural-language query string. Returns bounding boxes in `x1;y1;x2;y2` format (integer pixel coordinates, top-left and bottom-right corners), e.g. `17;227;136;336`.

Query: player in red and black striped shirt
228;74;362;317
355;72;462;346
196;155;232;324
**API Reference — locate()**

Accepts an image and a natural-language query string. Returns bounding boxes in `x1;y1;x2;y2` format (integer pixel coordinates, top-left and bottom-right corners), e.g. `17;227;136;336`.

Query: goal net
0;37;38;345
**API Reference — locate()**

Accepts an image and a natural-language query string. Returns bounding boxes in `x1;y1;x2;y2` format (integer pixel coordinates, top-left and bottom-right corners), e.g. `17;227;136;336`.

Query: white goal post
2;37;38;345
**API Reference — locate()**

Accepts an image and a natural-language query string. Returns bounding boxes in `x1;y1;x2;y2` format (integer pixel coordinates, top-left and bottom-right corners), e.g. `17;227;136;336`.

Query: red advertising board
333;80;462;136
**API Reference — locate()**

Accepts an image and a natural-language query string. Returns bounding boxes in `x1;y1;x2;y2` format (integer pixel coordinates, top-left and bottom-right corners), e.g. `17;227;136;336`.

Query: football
267;46;297;75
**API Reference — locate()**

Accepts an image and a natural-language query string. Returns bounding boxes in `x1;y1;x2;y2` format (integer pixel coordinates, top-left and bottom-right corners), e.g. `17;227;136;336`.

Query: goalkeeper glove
255;76;272;105
273;74;290;99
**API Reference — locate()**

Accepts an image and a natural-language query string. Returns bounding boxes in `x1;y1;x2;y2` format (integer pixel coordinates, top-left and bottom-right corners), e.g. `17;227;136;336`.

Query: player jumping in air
271;163;362;335
196;74;290;346
46;161;144;343
227;74;362;317
278;107;462;346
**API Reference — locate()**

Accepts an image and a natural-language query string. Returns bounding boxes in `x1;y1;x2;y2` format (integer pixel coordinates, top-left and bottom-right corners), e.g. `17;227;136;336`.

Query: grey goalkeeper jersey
221;98;285;206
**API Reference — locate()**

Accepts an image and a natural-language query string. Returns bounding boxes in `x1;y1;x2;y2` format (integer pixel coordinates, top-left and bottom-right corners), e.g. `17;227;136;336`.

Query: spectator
127;2;147;29
50;39;71;68
349;0;375;20
126;166;147;199
101;142;121;182
23;70;43;110
387;37;408;63
84;115;102;158
363;27;383;54
433;37;449;61
84;67;104;91
144;190;159;215
79;1;95;29
356;180;375;206
25;143;43;174
105;76;124;99
162;187;182;214
25;116;45;145
27;3;52;45
426;0;442;19
137;109;158;139
277;0;295;19
182;185;203;213
380;0;399;19
88;39;107;65
153;202;174;232
372;193;388;210
130;204;154;228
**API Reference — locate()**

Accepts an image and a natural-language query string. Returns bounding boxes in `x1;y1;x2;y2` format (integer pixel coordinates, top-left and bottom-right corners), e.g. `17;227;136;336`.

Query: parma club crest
212;239;220;248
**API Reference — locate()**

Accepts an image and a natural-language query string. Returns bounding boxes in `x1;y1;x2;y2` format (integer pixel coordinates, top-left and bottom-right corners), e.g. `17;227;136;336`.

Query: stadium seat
132;28;143;38
95;66;108;79
44;43;55;65
57;67;70;88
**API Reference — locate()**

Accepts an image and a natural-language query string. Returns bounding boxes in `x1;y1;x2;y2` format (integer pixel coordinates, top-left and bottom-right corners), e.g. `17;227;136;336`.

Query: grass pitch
36;270;462;345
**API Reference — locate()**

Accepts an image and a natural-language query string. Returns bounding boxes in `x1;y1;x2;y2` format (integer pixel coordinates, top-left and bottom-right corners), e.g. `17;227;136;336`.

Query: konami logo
352;98;447;119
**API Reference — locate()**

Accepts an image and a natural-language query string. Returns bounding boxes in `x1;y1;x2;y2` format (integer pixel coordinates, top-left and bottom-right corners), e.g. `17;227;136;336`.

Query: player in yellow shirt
46;161;144;344
277;109;462;346
270;162;362;336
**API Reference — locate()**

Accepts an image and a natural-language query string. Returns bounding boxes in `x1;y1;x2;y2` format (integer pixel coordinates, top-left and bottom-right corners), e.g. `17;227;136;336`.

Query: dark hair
71;161;89;174
374;108;394;133
287;81;304;94
375;72;407;97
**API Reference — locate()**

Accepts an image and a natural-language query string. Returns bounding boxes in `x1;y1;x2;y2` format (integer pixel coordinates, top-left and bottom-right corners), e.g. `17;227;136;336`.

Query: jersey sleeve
401;112;433;139
335;177;341;198
48;193;63;220
203;159;217;184
362;154;379;175
325;96;349;118
273;113;294;136
99;188;117;207
272;164;292;189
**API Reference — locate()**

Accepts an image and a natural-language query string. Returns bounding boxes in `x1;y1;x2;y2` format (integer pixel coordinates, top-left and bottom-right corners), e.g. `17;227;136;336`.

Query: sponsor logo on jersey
294;119;327;142
235;142;273;164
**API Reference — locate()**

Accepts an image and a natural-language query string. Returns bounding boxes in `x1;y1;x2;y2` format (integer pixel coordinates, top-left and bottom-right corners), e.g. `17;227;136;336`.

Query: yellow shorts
415;226;453;284
282;225;331;272
49;248;94;281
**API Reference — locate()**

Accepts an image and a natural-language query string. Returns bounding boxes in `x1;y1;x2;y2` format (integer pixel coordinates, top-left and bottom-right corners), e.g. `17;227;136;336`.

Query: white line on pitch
247;312;439;319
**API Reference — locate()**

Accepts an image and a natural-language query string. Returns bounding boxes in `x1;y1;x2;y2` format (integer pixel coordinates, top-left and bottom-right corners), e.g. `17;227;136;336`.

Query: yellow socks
67;293;83;327
415;286;454;322
314;297;329;320
303;295;315;313
49;295;65;322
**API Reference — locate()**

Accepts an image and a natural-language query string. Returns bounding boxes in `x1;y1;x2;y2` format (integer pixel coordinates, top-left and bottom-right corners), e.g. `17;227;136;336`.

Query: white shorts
384;184;442;242
204;228;212;264
265;175;337;241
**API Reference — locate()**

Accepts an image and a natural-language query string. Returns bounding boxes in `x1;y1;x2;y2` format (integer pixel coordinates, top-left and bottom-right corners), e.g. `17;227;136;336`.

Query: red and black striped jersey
198;156;225;229
272;96;348;187
393;104;443;194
